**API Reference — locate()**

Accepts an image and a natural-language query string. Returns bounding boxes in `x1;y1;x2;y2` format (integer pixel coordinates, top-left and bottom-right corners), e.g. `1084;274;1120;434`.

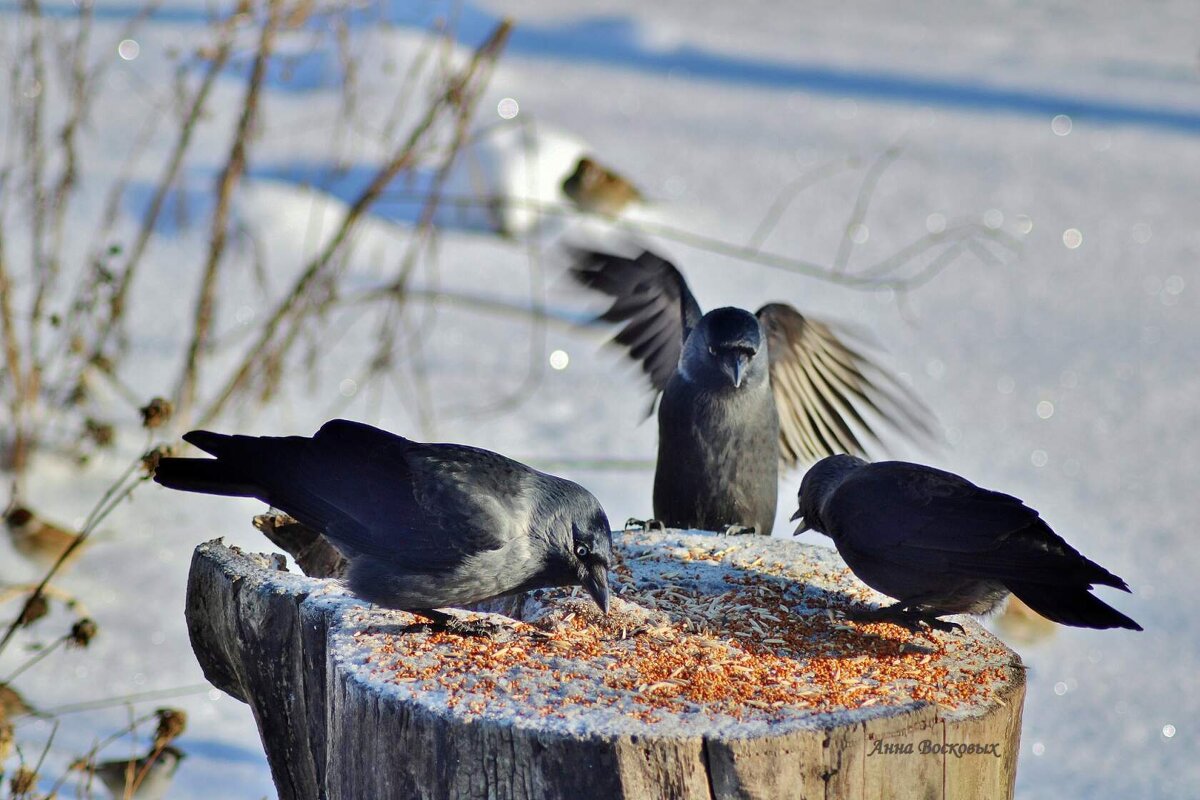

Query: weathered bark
186;532;1025;800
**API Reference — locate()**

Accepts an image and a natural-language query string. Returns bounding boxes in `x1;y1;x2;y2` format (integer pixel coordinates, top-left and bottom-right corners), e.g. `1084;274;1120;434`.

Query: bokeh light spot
497;97;519;119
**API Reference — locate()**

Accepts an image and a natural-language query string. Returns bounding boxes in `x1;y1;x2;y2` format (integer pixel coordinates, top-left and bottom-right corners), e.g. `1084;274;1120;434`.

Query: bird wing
829;461;1125;588
569;247;703;394
188;421;514;574
756;303;933;466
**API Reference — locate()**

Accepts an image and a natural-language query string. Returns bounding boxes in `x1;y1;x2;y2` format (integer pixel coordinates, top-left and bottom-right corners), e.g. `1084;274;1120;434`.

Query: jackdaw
570;246;929;535
153;420;613;625
792;455;1142;632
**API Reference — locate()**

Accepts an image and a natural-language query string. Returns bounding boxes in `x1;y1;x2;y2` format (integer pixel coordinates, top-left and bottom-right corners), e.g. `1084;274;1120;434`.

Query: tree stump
185;529;1025;800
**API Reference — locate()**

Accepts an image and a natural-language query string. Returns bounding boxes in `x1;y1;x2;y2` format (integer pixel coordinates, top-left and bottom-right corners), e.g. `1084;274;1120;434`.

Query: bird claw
624;517;665;532
409;610;509;639
922;617;965;634
844;605;963;635
720;524;758;537
444;618;510;639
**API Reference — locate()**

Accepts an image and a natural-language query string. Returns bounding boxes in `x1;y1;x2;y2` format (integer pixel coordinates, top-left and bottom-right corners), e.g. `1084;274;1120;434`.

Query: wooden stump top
343;529;1020;735
186;529;1026;800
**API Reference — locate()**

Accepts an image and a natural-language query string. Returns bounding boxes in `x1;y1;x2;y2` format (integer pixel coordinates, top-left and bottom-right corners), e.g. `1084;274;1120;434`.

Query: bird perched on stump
153;420;613;628
792;455;1142;632
570;246;930;536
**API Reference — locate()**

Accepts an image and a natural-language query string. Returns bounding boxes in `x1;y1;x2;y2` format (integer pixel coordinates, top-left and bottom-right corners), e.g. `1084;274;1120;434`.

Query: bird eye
575;544;591;559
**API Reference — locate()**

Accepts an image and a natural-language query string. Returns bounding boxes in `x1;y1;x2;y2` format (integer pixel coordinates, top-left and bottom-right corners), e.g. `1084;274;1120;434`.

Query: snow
1;0;1196;797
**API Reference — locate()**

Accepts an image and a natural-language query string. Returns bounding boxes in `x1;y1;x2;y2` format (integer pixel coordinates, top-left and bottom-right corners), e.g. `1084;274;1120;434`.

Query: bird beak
582;562;611;614
790;508;810;535
723;352;750;388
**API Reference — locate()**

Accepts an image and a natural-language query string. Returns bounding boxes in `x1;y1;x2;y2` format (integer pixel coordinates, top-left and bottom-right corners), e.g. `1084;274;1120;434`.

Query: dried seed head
90;354;115;375
141;444;176;476
84;418;116;448
4;507;33;528
139;397;173;430
9;766;36;795
154;708;188;748
69;617;98;649
17;595;49;628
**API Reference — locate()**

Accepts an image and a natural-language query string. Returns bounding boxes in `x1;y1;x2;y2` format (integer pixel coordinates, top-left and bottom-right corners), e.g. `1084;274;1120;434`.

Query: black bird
154;420;613;624
570;246;929;535
792;455;1142;632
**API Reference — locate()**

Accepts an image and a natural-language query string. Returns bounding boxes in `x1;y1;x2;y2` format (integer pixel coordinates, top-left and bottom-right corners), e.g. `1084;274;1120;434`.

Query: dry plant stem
0;454;149;658
94;7;242;364
831;145;904;274
43;2;94;288
372;189;1018;290
459;121;551;419
1;633;67;684
45;710;159;798
365;23;512;430
746;157;855;252
174;0;285;422
35;684;212;719
196;19;514;427
381;19;444;142
0;226;28;477
22;0;49;372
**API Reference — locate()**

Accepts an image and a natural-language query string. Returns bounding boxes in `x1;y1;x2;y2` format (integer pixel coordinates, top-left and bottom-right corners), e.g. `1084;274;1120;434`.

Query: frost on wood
185;530;1025;800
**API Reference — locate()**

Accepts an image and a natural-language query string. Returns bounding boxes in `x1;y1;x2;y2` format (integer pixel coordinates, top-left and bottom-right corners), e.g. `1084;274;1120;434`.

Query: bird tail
152;431;263;498
1007;581;1142;631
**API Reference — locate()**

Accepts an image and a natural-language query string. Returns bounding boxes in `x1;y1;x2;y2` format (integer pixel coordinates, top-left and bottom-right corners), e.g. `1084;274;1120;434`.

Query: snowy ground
1;1;1197;797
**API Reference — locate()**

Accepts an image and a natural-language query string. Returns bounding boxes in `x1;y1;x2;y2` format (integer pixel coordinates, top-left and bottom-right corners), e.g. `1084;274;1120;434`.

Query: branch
175;0;285;422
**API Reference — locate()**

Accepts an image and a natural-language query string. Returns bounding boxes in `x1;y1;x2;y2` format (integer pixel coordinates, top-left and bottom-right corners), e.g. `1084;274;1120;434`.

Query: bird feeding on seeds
569;245;932;537
153;420;614;629
792;455;1141;633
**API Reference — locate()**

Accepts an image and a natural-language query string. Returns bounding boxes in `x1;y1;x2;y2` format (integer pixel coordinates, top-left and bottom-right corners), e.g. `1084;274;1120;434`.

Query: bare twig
196;19;514;427
175;0;285;421
832;144;904;273
22;0;49;372
34;684;212;719
746;157;855;252
0;451;152;658
93;6;243;364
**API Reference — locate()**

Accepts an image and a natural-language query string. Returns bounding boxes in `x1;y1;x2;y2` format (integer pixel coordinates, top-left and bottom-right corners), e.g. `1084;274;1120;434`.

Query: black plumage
154;420;613;620
792;455;1142;632
570;246;929;535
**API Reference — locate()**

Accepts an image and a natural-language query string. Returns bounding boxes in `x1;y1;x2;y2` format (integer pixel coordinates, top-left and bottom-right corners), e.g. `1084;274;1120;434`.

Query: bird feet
409;609;510;639
844;605;964;634
624;517;665;532
720;524;758;537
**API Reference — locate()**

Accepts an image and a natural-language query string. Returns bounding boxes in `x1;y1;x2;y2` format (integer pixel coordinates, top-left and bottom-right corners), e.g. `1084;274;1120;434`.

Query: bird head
791;454;868;536
570;508;614;614
684;307;764;389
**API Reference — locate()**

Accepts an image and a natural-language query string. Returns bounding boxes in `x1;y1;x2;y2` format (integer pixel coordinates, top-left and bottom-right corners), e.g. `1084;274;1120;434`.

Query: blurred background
0;0;1195;797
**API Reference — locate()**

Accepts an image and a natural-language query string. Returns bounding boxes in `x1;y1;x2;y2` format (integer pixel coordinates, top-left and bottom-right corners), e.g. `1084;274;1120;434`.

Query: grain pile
343;530;1021;737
